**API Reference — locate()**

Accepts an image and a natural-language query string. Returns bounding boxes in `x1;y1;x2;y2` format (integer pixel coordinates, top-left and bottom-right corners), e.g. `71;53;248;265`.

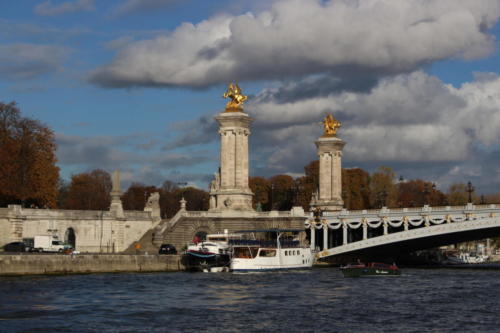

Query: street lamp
466;181;475;203
378;188;388;208
313;207;322;222
269;184;275;210
293;179;302;206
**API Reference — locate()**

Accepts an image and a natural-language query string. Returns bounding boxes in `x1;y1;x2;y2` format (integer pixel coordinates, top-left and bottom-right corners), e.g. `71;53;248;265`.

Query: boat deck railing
229;239;301;248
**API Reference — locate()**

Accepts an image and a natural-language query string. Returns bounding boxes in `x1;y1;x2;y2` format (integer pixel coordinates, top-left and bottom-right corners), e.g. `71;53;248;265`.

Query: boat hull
341;267;401;277
182;253;231;272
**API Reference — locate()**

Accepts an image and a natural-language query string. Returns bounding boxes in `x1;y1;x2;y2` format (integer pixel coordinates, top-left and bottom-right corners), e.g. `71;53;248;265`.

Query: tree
342;168;370;210
122;183;158;211
57;178;69;209
178;187;209;211
65;169;112;210
369;166;397;208
249;176;270;209
447;183;468;205
397;179;447;207
268;174;295;210
304;160;319;190
159;180;179;218
0;102;59;208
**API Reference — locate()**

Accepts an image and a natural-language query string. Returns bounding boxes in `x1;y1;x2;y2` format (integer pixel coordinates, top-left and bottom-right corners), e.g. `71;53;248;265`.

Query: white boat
441;251;489;265
229;229;314;272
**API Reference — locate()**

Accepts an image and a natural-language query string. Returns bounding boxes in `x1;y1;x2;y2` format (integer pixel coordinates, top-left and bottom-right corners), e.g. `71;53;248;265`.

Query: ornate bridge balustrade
305;203;500;260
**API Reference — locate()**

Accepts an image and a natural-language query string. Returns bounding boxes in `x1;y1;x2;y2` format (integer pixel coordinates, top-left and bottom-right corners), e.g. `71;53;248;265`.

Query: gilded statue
223;83;247;111
323;113;341;136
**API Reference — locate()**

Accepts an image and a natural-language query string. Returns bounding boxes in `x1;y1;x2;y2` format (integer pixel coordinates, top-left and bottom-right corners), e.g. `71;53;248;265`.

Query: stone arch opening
65;228;76;248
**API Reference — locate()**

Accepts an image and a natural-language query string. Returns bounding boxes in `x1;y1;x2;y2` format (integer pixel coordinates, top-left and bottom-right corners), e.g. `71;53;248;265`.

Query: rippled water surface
1;268;499;332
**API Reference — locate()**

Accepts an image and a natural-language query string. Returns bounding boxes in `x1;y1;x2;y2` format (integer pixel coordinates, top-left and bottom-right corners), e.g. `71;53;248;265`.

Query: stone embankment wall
0;254;184;276
0;205;158;253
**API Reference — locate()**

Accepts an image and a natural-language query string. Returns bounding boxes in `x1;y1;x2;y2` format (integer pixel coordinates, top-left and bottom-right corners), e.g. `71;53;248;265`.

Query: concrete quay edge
0;254;185;276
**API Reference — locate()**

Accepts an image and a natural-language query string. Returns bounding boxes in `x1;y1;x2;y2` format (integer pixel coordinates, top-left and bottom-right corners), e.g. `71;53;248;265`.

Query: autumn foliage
0;102;59;208
64;169;112;210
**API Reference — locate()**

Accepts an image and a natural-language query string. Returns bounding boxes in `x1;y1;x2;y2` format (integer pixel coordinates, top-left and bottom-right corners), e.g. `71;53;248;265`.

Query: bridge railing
306;203;500;251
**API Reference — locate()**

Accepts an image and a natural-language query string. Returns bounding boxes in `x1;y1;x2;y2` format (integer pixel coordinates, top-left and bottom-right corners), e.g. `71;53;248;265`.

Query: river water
1;267;499;333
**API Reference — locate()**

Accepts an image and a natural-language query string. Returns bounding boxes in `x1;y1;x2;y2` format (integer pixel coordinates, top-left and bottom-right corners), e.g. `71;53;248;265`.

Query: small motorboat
340;262;401;277
182;232;241;272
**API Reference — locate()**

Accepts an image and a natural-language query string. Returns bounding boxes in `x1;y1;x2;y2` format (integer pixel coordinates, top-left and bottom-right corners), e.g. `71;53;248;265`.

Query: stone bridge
306;203;500;262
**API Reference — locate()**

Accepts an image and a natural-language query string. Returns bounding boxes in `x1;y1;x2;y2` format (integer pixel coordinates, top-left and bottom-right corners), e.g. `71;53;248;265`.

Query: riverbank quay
0;253;185;276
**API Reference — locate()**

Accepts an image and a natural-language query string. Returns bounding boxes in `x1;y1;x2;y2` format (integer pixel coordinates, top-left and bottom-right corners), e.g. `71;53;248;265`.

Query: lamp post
293;179;302;206
466;181;475;203
378;188;388;208
423;182;436;205
269;184;275;210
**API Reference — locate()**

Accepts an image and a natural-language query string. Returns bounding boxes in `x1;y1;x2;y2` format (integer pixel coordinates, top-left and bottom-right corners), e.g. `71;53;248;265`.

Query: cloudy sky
2;0;500;195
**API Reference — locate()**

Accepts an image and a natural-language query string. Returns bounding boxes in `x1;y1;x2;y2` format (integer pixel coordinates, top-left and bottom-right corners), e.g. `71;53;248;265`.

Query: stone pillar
310;224;315;250
363;221;368;240
310;136;345;212
342;223;348;245
180;197;187;211
210;111;254;211
323;223;328;250
110;170;124;219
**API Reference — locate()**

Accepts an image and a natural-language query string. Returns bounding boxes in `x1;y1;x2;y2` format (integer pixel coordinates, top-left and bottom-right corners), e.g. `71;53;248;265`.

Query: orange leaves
0;102;59;208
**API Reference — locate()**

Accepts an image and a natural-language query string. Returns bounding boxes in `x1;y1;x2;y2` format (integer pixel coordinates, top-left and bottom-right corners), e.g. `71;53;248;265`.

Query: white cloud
34;0;95;16
246;71;500;167
0;43;70;80
90;0;500;88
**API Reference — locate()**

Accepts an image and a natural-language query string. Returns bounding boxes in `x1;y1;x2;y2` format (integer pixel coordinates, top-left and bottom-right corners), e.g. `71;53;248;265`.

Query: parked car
159;244;177;255
3;242;30;252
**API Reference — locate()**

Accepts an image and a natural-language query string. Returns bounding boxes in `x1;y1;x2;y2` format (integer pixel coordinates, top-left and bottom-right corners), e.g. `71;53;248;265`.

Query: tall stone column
209;83;254;211
109;170;124;218
311;114;345;212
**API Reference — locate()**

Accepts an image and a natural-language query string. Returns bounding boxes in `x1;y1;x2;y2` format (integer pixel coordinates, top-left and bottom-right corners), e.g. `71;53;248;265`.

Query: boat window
234;248;252;258
292;250;295;255
285;251;288;256
298;250;300;255
207;237;227;242
259;249;276;257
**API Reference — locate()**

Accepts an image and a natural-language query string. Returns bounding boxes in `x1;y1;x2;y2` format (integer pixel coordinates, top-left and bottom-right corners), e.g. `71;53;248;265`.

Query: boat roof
234;228;305;233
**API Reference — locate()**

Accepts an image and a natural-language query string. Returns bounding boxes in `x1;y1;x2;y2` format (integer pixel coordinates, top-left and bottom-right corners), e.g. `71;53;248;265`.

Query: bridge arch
308;204;500;262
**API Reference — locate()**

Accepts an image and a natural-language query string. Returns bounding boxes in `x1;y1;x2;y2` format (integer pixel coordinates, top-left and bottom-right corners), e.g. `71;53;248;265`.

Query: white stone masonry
311;136;345;211
210;111;254;211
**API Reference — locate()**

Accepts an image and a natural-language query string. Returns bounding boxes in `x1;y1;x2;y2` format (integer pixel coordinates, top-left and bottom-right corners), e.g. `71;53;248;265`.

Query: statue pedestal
210;110;254;211
311;136;346;212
